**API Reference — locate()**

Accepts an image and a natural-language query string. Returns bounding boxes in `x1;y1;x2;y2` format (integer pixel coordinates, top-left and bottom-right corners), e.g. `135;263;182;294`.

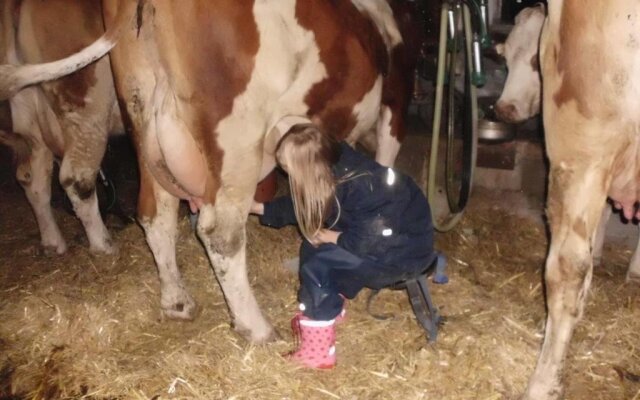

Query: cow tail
0;0;139;100
1;0;18;65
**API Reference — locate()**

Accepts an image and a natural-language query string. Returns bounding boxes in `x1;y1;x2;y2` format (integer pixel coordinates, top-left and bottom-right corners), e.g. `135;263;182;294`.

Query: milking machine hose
426;2;478;232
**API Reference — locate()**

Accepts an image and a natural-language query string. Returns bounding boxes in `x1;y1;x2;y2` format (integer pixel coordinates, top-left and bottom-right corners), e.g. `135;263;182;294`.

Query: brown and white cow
494;4;545;124
99;0;413;342
0;0;136;254
2;0;414;342
495;4;640;281
524;1;640;398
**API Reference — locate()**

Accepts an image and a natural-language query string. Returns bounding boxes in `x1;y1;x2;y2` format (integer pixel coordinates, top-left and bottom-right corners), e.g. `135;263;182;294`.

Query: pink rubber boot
297;299;346;325
287;314;336;369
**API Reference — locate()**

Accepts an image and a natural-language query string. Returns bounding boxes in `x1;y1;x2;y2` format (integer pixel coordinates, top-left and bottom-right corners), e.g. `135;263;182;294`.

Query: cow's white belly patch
348;76;383;143
213;0;327;203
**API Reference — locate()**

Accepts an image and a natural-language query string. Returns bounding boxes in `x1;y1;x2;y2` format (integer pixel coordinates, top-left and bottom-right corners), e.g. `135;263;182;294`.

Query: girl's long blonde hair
276;123;340;245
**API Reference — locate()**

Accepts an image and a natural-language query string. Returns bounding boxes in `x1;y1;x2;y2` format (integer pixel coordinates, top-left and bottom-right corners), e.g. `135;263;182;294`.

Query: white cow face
494;5;546;124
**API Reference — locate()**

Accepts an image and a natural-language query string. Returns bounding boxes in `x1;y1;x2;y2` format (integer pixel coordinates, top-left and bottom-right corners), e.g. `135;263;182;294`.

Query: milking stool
367;253;448;343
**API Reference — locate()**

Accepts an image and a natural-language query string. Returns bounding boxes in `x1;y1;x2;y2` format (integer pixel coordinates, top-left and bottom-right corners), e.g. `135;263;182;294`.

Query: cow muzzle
494;100;522;124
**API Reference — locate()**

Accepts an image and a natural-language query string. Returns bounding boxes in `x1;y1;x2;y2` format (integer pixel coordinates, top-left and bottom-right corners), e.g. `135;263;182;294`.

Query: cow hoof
234;324;279;344
40;242;67;256
161;294;198;320
90;241;118;256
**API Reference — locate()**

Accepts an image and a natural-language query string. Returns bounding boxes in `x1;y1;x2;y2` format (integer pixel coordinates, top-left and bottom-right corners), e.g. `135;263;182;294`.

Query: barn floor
1;122;640;400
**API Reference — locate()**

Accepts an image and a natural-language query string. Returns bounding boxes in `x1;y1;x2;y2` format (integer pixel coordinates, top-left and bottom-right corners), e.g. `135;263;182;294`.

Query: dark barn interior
0;1;639;399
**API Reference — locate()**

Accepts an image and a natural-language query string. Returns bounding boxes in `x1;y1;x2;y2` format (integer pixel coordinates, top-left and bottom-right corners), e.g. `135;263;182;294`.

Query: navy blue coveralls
260;143;435;320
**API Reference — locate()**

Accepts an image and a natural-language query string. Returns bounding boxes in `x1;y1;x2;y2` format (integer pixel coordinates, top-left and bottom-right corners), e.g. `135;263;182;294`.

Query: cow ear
495;43;505;56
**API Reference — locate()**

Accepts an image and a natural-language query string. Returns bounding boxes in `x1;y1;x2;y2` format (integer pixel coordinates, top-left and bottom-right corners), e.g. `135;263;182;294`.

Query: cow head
494;4;545;124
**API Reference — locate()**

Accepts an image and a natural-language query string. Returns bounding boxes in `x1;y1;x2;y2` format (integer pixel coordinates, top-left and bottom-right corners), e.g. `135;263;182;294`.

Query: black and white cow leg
16;142;67;254
524;165;608;400
139;180;197;320
197;192;276;344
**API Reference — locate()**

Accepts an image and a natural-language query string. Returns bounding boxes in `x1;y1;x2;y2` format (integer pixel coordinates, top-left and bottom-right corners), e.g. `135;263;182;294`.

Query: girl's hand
314;229;342;245
250;201;264;215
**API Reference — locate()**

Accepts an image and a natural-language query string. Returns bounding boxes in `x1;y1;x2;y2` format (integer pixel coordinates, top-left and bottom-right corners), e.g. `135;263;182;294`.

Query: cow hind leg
524;165;608;400
626;233;640;283
591;205;611;267
59;162;114;254
58;142;115;254
16;142;67;254
196;193;276;344
593;203;640;283
375;104;402;167
138;175;196;320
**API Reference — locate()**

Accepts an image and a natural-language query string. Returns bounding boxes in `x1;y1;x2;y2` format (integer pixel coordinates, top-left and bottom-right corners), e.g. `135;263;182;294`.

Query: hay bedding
0;181;639;399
